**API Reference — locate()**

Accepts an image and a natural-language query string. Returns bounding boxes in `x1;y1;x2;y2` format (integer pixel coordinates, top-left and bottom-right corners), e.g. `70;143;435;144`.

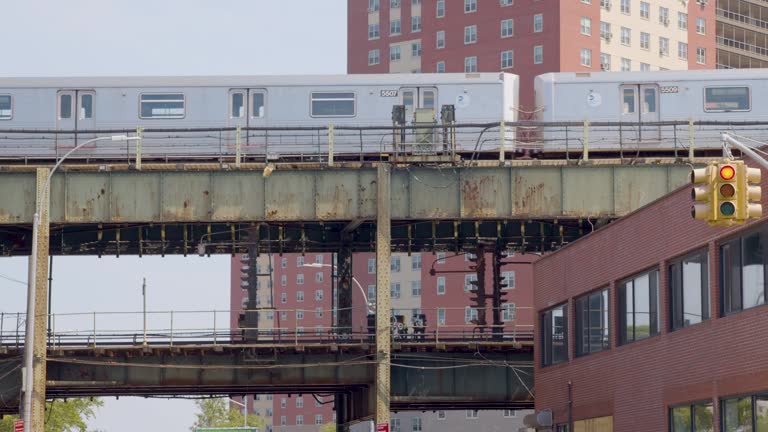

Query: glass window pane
624;281;634;343
755;397;768;432
643;88;656;113
634;273;652;339
60;94;72;119
0;95;11;119
704;87;750;112
423;90;435;109
311;92;355;117
552;305;567;363
671;406;691;432
623;88;635;113
231;93;244;118
80;94;93;119
693;403;714;432
140;94;185;118
252;93;265;118
723;397;753;432
742;232;765;309
403;91;415;108
682;253;706;326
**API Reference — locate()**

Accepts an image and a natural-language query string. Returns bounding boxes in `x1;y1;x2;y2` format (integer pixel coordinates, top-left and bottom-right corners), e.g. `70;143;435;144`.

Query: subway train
0;69;765;161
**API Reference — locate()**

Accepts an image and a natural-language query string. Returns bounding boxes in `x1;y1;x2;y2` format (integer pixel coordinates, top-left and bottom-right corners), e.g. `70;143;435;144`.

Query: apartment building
231;251;534;431
348;0;715;109
533;162;768;430
716;0;768;68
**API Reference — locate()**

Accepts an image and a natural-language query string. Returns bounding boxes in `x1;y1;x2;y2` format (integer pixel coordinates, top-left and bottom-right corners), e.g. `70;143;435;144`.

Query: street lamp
22;135;140;432
302;263;375;314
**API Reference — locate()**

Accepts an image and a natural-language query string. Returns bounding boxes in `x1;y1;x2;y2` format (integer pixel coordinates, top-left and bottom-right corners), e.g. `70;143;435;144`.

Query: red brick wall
534;161;768;430
687;0;717;69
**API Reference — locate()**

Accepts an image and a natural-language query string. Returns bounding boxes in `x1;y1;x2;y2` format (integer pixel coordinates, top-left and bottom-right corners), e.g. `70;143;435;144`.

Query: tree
320;423;337;432
0;398;103;432
190;398;265;431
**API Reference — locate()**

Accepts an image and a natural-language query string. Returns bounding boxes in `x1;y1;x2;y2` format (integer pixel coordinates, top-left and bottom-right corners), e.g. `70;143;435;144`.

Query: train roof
0;73;515;88
536;68;768;85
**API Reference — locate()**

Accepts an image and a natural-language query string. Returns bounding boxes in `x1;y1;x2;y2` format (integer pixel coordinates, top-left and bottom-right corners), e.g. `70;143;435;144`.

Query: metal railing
0;306;534;349
1;120;764;165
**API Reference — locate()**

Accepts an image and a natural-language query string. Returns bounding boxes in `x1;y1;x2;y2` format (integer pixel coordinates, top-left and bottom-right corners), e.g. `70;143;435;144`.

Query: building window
391;418;401;432
575;288;609;356
659;6;669;26
464;56;477;72
600;53;611;71
580;48;592;67
541;303;568;366
533;46;543;65
669;250;709;331
600;0;610;9
464;274;477;292
697;47;706;65
696;17;706;34
368;285;376;301
391;0;400;8
466;410;479;419
296;415;304;425
722;394;767;431
502;303;517;321
281;292;287;303
580;17;591;35
722;228;767;315
310;92;355;117
437;308;446;325
369;0;379;12
640;63;650;72
436;61;445;73
501;19;514;38
464;25;477;44
437;276;446;295
368;23;380;39
659;37;669;57
464;0;476;13
640;1;649;19
281;398;287;408
315;272;324;283
297;290;305;302
412;254;422;270
390;45;401;61
501;50;514;69
501;0;513;5
390;19;401;35
504;409;516;418
315;414;323;425
297;274;304;285
437;410;446;420
619;269;660;345
600;22;611;42
412;417;422;432
296;397;303;408
640;32;650;50
297;256;305;267
437;252;446;264
678;12;687;30
391;282;401;299
704;86;750;112
411;280;422;296
621;57;631;71
315;255;323;264
368;258;376;274
315;289;324;301
391;256;401;272
620;27;630;46
139;93;185;119
533;14;543;32
411;15;421;32
281;257;287;268
316;307;323;318
620;0;630;14
670;401;713;431
678;42;688;60
435;30;446;49
436;0;444;17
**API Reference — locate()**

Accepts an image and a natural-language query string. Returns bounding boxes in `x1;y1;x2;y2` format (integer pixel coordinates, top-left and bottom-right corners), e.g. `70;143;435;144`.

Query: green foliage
0;398;103;432
320;423;337;432
190;398;264;431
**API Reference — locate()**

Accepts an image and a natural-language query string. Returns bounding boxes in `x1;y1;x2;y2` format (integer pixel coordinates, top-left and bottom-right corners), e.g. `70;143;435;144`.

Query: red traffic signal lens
720;184;736;198
720;165;736;180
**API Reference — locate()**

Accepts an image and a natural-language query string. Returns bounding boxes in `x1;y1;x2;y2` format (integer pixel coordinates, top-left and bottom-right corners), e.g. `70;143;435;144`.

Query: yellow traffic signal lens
720;183;736;198
720;202;736;216
720;165;736;180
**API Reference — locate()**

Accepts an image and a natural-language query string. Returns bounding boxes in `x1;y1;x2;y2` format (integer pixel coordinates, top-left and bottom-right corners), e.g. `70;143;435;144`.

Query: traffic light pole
722;133;768;171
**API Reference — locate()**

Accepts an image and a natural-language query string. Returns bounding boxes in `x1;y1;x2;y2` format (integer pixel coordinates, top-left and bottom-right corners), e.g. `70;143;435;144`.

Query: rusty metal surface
0;163;694;225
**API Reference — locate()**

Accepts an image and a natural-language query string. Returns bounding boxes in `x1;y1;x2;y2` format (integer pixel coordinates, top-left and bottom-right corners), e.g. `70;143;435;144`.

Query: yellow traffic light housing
691;160;763;227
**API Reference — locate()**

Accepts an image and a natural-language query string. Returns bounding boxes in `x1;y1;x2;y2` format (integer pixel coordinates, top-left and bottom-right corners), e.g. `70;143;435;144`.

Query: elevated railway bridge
0;123;712;429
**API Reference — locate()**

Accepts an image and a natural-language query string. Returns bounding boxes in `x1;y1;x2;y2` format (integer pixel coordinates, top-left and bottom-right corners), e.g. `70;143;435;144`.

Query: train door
619;84;660;144
57;90;95;150
229;89;267;156
399;87;438;122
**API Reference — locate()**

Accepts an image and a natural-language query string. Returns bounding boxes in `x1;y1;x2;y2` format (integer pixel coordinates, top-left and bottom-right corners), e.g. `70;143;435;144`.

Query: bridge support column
337;242;353;336
27;168;50;431
374;164;391;430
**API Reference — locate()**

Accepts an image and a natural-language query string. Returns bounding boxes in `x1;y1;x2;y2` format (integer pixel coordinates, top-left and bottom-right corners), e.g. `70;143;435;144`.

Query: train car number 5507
380;90;398;97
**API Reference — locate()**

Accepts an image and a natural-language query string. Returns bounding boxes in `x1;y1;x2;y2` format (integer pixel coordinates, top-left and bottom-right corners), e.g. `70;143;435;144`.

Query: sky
0;1;347;430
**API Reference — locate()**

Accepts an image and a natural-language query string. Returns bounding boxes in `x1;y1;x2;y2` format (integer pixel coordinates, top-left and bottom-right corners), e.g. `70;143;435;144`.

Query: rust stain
462;176;498;217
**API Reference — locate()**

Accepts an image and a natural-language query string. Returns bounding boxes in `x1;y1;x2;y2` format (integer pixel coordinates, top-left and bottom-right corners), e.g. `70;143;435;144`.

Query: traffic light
691;160;762;226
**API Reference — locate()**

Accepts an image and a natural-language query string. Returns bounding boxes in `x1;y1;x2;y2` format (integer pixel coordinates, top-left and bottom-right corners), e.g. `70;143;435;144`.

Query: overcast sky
0;1;347;430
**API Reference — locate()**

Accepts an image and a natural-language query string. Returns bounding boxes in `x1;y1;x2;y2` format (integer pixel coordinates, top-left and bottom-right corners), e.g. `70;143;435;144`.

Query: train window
643;88;656;113
0;95;11;120
140;93;185;119
231;92;244;118
310;92;356;117
403;91;415;109
60;94;72;119
80;94;93;119
622;88;635;114
423;90;436;109
252;92;265;118
704;86;750;112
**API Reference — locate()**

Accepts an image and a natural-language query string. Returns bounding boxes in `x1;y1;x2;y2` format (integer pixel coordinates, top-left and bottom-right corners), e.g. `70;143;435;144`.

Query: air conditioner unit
696;0;708;5
659;48;667;56
601;63;610;71
662;17;669;25
605;1;612;10
605;32;613;42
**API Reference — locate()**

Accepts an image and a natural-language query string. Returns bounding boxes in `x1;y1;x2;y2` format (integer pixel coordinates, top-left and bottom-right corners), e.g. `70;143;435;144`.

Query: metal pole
374;164;392;428
142;277;147;346
243;394;248;428
722;133;768;171
47;256;53;341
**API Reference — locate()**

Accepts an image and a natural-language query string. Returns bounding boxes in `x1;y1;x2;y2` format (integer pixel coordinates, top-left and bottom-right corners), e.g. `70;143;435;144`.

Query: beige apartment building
716;0;768;68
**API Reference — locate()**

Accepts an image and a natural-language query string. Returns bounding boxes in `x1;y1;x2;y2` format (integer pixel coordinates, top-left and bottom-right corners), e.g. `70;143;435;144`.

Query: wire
0;273;26;286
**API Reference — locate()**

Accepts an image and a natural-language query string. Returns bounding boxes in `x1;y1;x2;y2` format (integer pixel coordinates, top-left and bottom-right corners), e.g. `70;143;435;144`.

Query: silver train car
534;68;768;154
0;73;519;160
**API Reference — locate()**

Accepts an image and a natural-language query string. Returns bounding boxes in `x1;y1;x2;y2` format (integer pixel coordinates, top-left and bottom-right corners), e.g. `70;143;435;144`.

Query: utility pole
142;278;147;346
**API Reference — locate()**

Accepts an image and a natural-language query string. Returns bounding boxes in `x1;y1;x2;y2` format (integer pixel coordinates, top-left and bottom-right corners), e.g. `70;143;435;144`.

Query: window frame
0;94;12;120
669;400;714;432
309;91;357;118
575;287;610;357
541;303;569;367
720;226;767;315
669;249;710;331
619;268;660;345
703;86;751;113
139;92;186;120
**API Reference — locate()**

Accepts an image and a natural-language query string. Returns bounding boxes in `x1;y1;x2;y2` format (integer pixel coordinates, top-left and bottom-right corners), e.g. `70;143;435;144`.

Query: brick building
348;0;715;109
231;250;535;431
533;160;768;430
